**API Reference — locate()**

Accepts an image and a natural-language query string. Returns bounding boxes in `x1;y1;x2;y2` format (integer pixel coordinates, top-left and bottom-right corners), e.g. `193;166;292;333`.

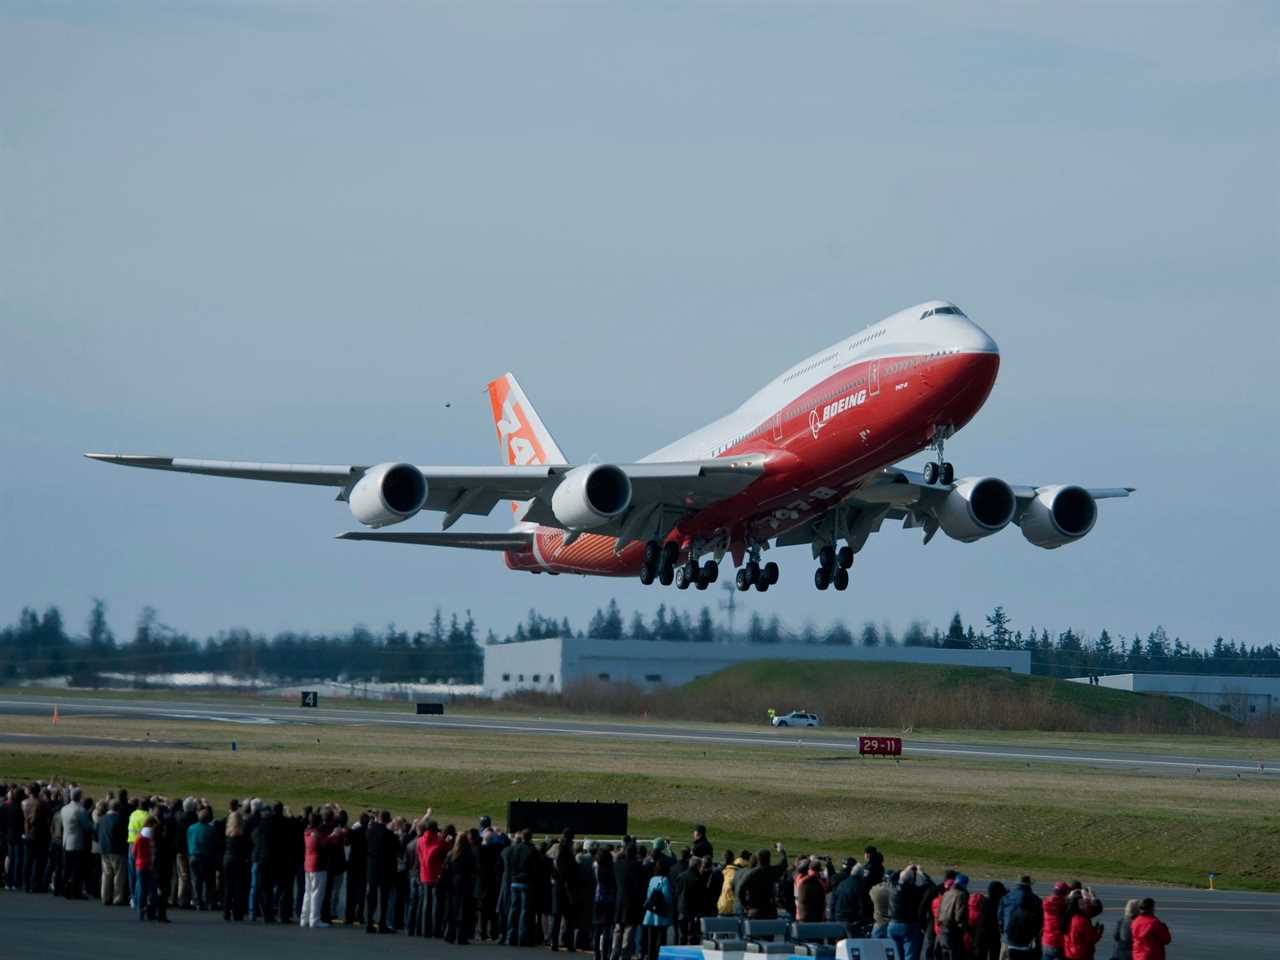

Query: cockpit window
921;305;967;319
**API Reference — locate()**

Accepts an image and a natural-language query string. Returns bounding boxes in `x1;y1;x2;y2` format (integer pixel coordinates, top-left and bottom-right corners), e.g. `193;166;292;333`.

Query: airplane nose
954;316;999;355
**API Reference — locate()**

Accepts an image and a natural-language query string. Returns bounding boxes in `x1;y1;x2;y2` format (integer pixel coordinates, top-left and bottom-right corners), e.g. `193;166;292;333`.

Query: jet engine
348;462;428;528
937;477;1017;542
551;463;632;530
1020;484;1097;549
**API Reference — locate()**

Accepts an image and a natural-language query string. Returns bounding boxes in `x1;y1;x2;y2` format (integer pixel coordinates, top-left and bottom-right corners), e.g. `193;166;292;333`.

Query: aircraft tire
814;567;830;590
941;462;955;485
837;546;853;569
735;568;751;592
702;560;719;583
834;567;850;591
764;561;779;584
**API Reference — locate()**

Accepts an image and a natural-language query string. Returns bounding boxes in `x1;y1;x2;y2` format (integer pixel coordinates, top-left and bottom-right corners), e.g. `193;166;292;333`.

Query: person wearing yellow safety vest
126;799;149;907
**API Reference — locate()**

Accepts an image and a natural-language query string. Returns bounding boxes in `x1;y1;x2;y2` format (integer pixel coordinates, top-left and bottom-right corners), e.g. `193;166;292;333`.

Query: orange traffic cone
52;704;59;725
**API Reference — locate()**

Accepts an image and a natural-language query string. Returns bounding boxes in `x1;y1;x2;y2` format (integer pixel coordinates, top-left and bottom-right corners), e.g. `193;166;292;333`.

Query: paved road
0;883;1274;959
0;693;1276;777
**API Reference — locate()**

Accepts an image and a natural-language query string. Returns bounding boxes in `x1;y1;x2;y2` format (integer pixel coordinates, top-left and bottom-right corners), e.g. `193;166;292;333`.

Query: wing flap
336;531;531;551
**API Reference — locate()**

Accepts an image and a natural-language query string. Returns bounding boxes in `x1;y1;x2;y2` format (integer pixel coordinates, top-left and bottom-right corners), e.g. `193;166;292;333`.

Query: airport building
482;636;1031;697
1070;672;1280;722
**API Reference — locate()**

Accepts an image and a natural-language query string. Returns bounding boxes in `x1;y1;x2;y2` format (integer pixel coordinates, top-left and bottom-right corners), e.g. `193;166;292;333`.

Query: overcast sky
3;3;1277;649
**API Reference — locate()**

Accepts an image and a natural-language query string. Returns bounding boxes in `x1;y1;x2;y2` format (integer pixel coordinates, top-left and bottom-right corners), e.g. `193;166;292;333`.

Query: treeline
2;599;1276;687
516;600;1280;680
0;602;483;685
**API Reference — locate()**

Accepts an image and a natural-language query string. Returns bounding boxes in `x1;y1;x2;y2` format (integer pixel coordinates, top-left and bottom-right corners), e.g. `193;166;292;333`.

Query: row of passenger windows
501;673;555;683
783;351;838;384
847;328;884;352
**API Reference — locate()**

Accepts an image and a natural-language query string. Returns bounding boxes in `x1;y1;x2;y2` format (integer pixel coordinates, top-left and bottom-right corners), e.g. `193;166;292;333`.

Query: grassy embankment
489;660;1248;735
2;706;1277;892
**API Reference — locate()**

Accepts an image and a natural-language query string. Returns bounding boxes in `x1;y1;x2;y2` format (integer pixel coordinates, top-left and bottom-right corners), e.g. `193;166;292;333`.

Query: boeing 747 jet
88;301;1133;592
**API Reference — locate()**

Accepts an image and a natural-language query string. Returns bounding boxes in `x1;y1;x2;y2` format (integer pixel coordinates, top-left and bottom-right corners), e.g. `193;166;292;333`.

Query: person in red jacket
1064;890;1104;960
416;817;448;938
1041;881;1071;959
300;813;345;929
1129;898;1172;960
133;815;157;922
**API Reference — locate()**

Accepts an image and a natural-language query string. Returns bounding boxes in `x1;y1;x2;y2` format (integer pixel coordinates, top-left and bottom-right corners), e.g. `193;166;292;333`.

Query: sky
2;2;1277;649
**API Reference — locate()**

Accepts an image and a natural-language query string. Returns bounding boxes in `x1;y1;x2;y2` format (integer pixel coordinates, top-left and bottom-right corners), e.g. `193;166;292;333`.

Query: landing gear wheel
746;560;761;585
764;561;779;585
695;577;709;590
814;567;830;590
659;563;674;586
639;564;656;586
833;567;849;591
941;462;955;485
923;461;939;485
643;540;660;567
755;577;769;592
702;560;719;583
735;568;751;592
818;545;836;570
674;565;691;590
836;546;854;569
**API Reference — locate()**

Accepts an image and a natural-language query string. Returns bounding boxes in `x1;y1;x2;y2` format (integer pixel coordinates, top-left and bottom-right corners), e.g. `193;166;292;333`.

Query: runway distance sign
300;691;318;708
857;736;902;757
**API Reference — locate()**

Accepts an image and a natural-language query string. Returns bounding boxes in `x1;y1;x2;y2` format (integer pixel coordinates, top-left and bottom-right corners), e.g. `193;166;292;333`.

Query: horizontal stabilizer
336;531;531;551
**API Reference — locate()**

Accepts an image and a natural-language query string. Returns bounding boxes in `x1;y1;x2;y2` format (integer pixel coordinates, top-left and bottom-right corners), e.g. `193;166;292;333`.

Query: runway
1;693;1276;777
0;880;1274;959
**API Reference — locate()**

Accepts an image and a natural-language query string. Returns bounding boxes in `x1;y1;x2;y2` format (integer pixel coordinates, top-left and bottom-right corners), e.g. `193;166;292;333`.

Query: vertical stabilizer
486;373;569;520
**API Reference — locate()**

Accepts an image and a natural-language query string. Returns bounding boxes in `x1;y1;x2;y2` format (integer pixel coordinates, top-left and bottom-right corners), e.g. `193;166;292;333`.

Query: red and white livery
87;301;1133;592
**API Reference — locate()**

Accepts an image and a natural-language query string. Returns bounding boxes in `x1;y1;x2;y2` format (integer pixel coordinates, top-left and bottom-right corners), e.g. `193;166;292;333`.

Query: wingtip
84;452;114;462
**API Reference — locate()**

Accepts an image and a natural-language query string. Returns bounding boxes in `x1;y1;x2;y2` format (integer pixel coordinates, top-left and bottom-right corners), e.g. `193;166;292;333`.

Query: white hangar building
1071;672;1280;722
482;636;1031;697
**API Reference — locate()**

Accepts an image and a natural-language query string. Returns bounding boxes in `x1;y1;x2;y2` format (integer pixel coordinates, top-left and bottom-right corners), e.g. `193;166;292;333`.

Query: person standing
1129;899;1171;960
999;875;1044;960
691;825;713;861
133;816;157;921
97;799;128;905
126;797;148;905
506;829;536;947
1111;899;1140;960
364;810;396;934
60;787;91;899
550;830;579;951
443;832;476;944
641;857;673;960
187;807;215;911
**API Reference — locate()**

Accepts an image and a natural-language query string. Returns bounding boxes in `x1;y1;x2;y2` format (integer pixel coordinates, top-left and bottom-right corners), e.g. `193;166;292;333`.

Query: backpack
644;884;668;916
1005;900;1037;946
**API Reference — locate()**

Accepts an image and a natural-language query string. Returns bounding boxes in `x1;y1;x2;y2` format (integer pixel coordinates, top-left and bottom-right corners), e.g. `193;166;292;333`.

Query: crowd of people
3;779;1174;960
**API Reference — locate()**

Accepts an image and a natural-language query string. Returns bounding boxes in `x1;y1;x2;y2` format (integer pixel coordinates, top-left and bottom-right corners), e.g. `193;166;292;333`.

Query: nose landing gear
924;425;956;486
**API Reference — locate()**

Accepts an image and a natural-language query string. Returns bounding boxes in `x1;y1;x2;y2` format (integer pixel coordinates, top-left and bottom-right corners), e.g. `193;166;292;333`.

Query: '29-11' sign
857;736;902;757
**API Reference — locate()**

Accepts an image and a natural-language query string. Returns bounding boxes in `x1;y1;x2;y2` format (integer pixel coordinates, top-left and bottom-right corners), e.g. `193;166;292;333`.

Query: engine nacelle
551;463;632;530
349;462;428;528
937;477;1017;542
1020;484;1097;549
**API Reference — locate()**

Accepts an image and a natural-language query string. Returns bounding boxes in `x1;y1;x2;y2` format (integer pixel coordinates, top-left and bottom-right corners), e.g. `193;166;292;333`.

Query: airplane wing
775;465;1134;554
84;452;766;540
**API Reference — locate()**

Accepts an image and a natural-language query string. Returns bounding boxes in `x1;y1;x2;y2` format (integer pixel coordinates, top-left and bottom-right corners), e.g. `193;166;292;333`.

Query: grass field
3;708;1277;892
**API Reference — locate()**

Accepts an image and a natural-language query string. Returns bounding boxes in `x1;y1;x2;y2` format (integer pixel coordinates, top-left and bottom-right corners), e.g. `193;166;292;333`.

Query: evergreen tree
695;607;714;643
600;599;624;640
860;621;880;648
86;598;114;651
903;621;928;647
945;612;967;648
824;622;853;646
984;606;1013;650
628;611;649;641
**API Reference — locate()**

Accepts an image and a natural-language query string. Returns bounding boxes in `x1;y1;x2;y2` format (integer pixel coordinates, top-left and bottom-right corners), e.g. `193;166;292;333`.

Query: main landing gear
735;544;779;593
814;544;853;591
640;540;719;590
923;424;956;485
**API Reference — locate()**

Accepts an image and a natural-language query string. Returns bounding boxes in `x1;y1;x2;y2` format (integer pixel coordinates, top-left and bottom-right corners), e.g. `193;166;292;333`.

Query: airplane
87;300;1134;593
